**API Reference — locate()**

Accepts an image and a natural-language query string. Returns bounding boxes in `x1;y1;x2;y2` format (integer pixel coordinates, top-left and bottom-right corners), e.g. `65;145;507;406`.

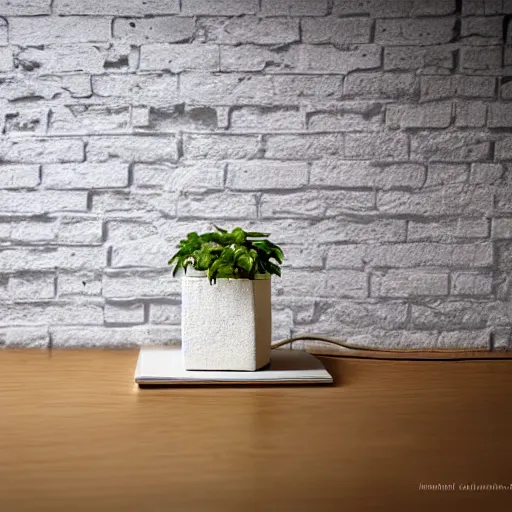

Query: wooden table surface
1;349;512;512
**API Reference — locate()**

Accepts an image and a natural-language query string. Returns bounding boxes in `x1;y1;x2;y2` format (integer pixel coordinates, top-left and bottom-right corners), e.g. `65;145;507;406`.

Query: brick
91;191;177;218
86;136;178;163
420;76;496;101
10;16;111;45
461;16;504;45
230;106;303;131
455;101;487;127
105;219;210;244
245;218;406;244
140;105;218;132
92;74;179;108
196;16;299;45
384;46;454;72
260;190;374;218
260;0;328;15
134;162;224;191
411;301;489;330
452;272;493;295
437;330;490;349
132;107;150;128
264;134;343;160
180;73;343;105
0;17;6;45
15;45;105;74
271;307;293;339
50;325;181;347
220;45;297;72
3;107;47;134
0;191;87;215
345;133;408;160
0;302;103;326
10;220;57;242
102;219;144;248
178;192;258;219
279;269;367;299
488;104;512;128
182;0;258;15
327;243;493;269
0;327;49;348
344;72;419;100
58;271;102;296
58;217;103;245
149;303;181;324
299;44;381;74
461;46;503;73
496;136;512;160
372;270;449;297
43;163;128;189
0;165;40;189
378;185;493;216
226;161;308;190
494;330;512;350
0;0;51;15
493;189;512;213
104;303;145;324
386;103;452;129
470;163;503;184
462;0;504;15
0;247;105;272
113;17;194;44
424;163;468;187
0;47;12;71
493;219;512;239
140;44;219;72
0;223;10;239
0;74;91;101
102;270;180;299
0;138;84;164
376;18;454;45
49;105;130;134
307;102;384;132
183;134;259;160
313;300;408;331
310;161;425;189
302;17;372;45
54;0;180;14
111;236;175;268
332;0;456;17
410;132;490;161
280;244;326;269
7;274;54;300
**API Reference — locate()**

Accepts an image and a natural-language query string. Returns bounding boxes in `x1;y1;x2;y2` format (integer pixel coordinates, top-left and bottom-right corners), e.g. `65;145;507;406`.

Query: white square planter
181;272;272;371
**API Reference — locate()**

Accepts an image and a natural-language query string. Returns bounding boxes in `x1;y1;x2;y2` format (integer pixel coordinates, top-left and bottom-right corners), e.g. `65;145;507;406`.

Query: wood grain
1;349;512;512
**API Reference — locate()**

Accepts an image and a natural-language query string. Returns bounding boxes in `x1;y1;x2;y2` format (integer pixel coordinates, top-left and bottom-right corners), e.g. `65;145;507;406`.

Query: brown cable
271;335;512;361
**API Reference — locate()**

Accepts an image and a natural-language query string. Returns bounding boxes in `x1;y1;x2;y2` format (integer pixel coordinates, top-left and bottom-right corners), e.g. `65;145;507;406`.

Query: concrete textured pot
181;271;272;371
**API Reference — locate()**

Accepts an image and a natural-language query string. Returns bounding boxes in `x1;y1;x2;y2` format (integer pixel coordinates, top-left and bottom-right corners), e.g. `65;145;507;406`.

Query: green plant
168;226;284;284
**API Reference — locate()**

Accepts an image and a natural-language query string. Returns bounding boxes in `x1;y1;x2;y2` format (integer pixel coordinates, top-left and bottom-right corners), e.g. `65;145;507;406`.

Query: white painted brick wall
0;0;511;351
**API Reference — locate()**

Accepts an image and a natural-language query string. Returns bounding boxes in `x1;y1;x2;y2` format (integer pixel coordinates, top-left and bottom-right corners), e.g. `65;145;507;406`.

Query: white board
135;347;333;386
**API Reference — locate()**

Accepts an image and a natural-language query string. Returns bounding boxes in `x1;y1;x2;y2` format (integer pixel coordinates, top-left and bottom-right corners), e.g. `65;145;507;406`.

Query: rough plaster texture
0;0;511;351
181;275;272;370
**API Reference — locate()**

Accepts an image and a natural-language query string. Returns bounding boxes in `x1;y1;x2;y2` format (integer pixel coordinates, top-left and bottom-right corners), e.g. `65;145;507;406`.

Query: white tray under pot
134;347;333;386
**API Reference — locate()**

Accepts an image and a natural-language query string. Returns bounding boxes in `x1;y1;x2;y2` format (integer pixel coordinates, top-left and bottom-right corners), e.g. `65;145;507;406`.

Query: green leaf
246;231;270;238
213;225;227;233
231;227;246;245
237;254;253;273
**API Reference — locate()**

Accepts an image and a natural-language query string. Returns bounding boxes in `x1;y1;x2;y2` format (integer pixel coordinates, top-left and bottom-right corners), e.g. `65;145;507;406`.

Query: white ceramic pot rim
183;268;271;280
